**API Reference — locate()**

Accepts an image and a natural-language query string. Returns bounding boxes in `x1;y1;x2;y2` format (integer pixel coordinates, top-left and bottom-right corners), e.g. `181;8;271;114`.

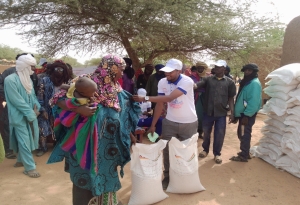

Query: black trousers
72;184;94;205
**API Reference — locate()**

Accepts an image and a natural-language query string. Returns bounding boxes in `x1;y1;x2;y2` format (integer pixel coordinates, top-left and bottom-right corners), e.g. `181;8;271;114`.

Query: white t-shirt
157;74;197;123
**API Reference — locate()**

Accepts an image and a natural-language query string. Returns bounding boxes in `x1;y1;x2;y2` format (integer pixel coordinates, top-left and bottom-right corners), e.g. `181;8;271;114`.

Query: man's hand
33;104;40;116
75;105;97;117
241;116;248;125
132;95;145;102
42;111;48;120
60;84;70;90
228;114;235;124
147;126;156;136
130;132;137;146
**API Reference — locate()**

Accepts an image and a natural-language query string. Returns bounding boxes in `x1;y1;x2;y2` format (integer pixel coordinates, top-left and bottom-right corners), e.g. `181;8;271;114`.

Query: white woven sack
167;134;205;194
287;106;300;117
266;63;300;84
128;140;168;205
264;90;290;101
264;118;287;129
267;113;288;123
265;78;299;86
264;84;296;94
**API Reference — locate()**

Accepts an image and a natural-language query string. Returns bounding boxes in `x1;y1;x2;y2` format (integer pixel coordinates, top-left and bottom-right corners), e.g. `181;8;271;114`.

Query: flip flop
23;170;41;178
14;162;24;167
5;153;17;159
230;155;248;162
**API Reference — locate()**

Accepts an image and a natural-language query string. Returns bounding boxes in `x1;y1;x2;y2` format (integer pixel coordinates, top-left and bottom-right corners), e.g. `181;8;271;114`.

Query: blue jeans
237;113;257;158
202;113;226;156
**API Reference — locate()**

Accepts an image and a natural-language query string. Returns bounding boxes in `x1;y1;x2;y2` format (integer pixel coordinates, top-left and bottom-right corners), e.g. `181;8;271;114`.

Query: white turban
16;54;37;94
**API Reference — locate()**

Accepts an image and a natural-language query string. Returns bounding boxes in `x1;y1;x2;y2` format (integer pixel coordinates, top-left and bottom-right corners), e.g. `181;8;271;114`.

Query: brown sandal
23;170;41;178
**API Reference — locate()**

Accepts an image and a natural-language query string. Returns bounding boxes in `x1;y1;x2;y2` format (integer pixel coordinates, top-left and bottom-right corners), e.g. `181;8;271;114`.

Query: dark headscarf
154;64;165;81
47;60;71;86
123;57;135;79
237;63;259;99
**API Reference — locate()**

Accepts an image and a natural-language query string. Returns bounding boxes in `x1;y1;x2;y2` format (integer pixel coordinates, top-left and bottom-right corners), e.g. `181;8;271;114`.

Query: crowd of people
0;53;262;205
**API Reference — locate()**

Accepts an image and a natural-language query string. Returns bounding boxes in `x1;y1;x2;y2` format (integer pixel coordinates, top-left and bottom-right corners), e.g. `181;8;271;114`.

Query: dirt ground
1;113;300;205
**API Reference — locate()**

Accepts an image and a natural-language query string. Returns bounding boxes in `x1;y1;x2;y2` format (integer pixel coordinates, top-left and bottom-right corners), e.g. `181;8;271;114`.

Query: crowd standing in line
0;52;263;204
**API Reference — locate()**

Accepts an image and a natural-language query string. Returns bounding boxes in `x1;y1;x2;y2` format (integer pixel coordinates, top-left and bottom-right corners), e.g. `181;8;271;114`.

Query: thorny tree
0;0;282;69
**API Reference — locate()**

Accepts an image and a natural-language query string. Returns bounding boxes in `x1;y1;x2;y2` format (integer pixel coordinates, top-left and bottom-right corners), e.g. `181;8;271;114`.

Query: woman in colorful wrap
47;54;140;205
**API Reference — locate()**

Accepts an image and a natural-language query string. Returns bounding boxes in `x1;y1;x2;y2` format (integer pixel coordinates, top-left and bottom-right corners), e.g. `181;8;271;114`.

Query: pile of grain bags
254;63;300;177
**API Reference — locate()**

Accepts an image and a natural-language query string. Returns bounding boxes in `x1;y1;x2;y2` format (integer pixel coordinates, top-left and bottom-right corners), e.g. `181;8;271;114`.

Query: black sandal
230;155;248;162
237;152;252;159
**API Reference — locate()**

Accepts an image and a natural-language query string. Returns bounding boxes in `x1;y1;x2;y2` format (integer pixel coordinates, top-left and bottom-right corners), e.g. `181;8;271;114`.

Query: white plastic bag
128;140;168;205
167;134;205;194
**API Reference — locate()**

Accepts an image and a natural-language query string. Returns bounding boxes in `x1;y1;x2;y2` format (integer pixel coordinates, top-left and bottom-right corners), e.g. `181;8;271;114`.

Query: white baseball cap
214;60;227;67
160;58;183;72
137;88;147;97
39;58;47;66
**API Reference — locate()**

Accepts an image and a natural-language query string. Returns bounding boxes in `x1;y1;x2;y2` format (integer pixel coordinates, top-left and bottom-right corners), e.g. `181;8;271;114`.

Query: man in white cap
194;59;236;164
132;58;198;189
4;54;41;178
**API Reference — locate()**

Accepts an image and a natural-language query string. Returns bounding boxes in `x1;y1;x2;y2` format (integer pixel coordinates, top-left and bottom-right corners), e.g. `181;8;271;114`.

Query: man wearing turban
4;54;41;178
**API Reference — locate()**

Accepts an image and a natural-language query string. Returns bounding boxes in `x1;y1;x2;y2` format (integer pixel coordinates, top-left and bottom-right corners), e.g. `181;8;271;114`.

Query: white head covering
16;54;37;94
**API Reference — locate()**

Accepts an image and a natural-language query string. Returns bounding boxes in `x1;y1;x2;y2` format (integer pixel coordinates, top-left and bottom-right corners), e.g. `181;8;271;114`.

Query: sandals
199;151;208;158
230;155;248;162
237;152;252;159
214;155;222;164
23;170;40;178
5;153;17;159
14;162;24;167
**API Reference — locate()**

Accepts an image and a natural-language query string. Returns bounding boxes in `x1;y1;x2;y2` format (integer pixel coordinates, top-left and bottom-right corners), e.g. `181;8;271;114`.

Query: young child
135;88;163;142
54;77;99;173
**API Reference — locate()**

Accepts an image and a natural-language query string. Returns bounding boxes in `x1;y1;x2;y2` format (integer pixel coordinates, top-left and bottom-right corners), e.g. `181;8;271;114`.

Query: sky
0;0;299;64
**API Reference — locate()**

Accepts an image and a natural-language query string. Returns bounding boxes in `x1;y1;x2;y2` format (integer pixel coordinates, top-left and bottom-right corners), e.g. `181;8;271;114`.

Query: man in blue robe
4;54;41;178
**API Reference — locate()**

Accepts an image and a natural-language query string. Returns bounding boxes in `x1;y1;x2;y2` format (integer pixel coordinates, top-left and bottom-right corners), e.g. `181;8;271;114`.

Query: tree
84;58;102;66
60;55;83;67
0;44;23;60
0;0;283;70
216;26;285;77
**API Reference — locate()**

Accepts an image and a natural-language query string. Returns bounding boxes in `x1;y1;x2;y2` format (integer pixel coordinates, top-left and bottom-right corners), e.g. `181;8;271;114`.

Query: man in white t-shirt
132;58;198;190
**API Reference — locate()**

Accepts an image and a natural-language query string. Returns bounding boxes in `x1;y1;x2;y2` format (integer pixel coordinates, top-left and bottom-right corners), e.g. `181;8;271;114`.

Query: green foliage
216;26;285;76
0;44;22;60
60;55;83;67
84;58;102;66
0;0;283;69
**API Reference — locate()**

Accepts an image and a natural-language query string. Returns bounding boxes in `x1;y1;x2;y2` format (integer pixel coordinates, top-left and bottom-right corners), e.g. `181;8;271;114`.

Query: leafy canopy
0;0;283;69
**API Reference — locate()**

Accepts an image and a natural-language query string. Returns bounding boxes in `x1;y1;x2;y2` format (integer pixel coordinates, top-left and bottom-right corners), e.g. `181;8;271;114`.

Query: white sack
167;134;205;194
261;125;284;136
129;140;168;205
265;63;300;84
264;84;297;94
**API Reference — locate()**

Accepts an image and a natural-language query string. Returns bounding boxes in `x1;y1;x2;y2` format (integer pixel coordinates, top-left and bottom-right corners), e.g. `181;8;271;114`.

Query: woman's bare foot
23;170;41;178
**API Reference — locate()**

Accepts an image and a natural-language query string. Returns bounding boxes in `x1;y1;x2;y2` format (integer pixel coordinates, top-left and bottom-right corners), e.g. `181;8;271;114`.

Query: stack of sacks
255;63;300;178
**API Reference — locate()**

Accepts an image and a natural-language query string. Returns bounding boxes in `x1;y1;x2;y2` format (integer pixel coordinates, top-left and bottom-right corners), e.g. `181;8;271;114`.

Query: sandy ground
1;113;300;205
